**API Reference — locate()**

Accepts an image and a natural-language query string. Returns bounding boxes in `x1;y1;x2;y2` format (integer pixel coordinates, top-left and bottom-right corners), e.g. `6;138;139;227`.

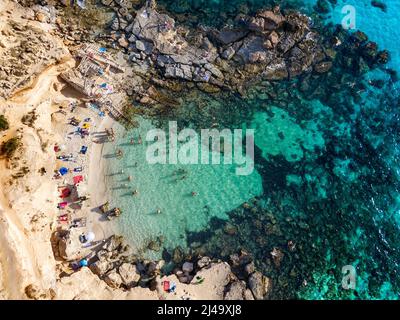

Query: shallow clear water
103;0;400;299
105;118;262;259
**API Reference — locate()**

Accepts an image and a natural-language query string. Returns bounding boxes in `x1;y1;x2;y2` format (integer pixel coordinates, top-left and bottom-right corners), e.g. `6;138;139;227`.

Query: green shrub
0;115;9;131
1;137;20;159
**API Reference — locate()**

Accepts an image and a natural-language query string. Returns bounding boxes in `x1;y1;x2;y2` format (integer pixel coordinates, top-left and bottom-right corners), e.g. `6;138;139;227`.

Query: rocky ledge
102;0;332;101
0;11;69;99
55;232;272;300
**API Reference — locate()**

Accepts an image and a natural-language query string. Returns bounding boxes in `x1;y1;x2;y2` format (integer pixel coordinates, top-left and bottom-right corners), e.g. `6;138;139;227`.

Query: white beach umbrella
85;231;95;242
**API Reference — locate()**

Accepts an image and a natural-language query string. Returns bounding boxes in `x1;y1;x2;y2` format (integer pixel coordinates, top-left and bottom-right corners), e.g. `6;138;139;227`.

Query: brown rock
197;82;221;93
224;281;247;300
118;36;129;48
248;271;272;300
35;12;48;23
314;61;332;73
118;263;141;288
104;269;123;288
270;247;284;268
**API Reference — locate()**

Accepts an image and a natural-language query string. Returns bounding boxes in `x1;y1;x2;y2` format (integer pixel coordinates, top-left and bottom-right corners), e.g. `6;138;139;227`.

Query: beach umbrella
59;167;69;176
79;259;88;267
85;232;95;242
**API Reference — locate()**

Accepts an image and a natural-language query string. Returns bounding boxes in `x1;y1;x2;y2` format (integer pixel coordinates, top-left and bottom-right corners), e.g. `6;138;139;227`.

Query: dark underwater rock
315;0;331;14
371;1;387;12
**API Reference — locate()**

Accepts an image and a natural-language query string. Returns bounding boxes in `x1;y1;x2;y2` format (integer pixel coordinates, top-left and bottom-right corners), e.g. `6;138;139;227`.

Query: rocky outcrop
100;1;331;100
118;263;141;288
248;271;272;300
0;16;69;99
104;269;123;288
57;228;90;262
224;280;247;300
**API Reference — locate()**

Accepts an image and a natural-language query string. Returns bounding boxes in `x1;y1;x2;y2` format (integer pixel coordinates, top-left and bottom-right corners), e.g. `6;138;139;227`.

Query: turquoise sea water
105;119;262;258
104;0;400;299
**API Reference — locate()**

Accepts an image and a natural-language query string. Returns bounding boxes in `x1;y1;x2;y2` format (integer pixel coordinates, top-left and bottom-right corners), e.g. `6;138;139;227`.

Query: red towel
58;202;68;209
163;281;170;292
73;175;84;185
60;188;71;198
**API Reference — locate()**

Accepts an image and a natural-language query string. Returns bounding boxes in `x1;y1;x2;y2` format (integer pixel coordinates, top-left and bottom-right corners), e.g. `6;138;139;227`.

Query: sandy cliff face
0;0;72;299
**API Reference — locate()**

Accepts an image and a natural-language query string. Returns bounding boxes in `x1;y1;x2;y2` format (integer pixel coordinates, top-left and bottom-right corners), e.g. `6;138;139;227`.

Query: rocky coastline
0;0;396;300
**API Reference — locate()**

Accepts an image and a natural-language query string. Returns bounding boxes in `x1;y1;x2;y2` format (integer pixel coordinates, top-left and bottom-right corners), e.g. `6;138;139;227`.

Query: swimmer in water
191;191;198;197
130;138;135;145
156;208;161;214
132;189;138;196
128;175;132;181
138;135;142;144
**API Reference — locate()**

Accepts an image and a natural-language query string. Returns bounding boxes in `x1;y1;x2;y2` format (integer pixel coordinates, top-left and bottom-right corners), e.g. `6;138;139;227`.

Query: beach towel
163;281;170;292
73;175;84;185
60;188;71;198
58;214;68;222
58;202;68;209
80;146;88;154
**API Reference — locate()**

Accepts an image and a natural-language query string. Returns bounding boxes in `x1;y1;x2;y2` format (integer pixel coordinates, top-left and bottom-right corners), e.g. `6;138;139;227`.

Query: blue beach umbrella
59;167;69;176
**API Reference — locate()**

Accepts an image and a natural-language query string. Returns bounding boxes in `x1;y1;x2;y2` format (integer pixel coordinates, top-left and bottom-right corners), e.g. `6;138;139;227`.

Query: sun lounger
80;146;88;154
71;217;87;228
